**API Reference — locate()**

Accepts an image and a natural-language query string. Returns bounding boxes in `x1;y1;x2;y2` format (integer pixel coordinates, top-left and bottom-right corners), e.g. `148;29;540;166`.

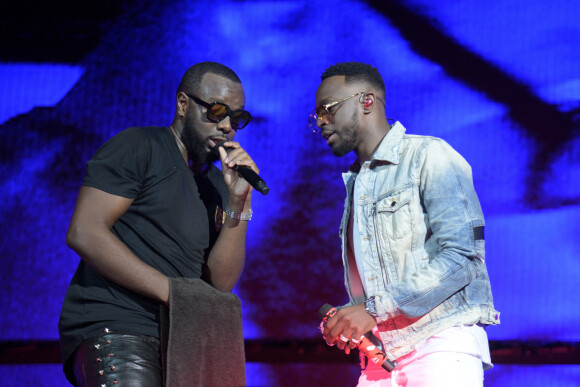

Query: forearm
67;226;169;305
375;248;481;320
205;196;251;292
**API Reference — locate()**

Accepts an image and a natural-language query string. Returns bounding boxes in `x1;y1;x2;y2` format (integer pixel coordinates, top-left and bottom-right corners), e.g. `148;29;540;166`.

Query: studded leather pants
73;331;163;387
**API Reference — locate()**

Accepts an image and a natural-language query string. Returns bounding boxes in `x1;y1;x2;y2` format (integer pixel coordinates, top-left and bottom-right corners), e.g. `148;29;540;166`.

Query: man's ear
176;92;189;117
364;98;373;110
360;93;375;112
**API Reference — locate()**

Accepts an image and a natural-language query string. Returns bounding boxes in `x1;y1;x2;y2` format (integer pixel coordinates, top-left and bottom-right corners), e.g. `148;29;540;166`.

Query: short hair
177;61;241;95
321;62;385;95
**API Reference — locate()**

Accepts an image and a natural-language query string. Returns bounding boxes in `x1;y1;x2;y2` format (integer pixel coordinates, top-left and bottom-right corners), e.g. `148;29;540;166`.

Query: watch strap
225;206;252;221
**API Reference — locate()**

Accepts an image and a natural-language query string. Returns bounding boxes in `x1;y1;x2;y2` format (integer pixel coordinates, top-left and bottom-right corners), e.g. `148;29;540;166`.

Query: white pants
357;351;484;387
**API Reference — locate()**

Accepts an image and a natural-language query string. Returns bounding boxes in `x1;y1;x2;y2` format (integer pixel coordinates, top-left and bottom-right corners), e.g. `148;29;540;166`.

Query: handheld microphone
214;141;269;195
318;303;397;372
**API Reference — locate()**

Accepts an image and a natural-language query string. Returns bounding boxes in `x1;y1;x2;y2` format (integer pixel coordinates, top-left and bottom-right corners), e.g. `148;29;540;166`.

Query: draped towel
160;278;246;386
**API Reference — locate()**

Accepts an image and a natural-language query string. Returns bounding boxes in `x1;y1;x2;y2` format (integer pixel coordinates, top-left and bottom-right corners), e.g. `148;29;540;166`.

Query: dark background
1;0;579;385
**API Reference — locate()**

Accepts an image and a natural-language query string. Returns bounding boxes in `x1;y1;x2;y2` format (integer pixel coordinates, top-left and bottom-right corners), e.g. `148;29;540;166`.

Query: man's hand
322;303;377;354
217;141;259;199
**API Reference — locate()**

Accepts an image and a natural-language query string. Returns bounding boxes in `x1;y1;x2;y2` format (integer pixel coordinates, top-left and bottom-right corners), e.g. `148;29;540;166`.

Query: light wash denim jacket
340;122;500;361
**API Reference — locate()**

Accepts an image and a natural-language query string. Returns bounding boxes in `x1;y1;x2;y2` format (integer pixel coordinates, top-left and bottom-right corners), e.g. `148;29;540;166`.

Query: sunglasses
307;92;364;133
186;94;252;130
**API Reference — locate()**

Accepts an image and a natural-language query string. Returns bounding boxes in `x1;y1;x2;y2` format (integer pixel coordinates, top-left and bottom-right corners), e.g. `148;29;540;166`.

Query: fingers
322;304;377;352
338;334;352;352
332;334;361;354
324;324;358;350
218;141;259;173
323;320;357;347
344;336;362;355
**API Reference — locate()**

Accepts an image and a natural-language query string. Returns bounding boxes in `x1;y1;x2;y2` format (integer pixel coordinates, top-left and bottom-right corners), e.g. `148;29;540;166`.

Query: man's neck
355;127;390;167
169;125;188;163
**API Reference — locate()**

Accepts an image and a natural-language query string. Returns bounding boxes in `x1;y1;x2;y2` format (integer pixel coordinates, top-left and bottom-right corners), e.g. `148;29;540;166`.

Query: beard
331;113;359;157
181;110;219;165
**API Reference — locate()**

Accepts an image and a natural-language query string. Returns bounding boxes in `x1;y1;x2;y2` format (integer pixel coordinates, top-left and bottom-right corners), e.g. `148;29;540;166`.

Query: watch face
365;297;378;317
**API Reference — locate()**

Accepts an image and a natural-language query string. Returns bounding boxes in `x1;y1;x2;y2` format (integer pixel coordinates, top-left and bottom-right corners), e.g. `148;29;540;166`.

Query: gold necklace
170;125;187;155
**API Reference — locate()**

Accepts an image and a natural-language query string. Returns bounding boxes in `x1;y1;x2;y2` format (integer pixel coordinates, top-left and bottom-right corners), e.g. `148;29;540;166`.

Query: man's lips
322;131;335;143
208;136;229;147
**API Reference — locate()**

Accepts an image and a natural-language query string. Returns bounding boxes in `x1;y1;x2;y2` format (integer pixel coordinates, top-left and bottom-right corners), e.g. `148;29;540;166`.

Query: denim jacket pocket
375;188;412;239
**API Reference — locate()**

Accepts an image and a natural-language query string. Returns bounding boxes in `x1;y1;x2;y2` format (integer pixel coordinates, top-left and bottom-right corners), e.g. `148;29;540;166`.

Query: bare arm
204;141;256;292
66;185;170;304
205;195;250;292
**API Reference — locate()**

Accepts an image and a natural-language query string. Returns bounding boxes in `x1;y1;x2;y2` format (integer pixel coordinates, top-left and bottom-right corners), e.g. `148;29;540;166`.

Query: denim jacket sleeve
374;138;486;320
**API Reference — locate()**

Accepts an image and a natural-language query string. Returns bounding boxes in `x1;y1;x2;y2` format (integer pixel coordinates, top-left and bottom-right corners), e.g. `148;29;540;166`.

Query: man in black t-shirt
59;62;258;385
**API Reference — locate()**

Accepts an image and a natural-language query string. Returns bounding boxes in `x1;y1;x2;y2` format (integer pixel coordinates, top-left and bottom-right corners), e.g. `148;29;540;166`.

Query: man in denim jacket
311;62;500;386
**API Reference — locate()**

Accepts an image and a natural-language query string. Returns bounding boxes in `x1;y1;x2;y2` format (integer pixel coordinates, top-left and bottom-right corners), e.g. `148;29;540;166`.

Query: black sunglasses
186;94;252;130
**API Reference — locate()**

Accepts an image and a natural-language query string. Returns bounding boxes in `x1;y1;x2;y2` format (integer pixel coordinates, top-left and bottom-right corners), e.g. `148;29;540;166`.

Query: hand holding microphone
318;303;397;372
213;141;269;195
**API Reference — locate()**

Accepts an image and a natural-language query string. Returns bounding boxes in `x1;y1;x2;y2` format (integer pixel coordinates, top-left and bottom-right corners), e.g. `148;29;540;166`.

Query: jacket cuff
374;291;399;321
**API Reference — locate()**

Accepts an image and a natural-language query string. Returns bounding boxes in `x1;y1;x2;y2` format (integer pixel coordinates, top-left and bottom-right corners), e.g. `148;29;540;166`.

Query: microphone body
318;303;397;372
214;142;269;195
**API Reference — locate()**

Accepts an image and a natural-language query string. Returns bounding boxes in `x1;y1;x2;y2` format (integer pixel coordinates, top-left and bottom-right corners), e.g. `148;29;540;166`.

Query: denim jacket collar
346;121;407;175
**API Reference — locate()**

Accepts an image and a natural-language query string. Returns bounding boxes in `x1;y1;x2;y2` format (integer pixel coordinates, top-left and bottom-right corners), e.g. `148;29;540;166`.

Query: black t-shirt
58;126;228;379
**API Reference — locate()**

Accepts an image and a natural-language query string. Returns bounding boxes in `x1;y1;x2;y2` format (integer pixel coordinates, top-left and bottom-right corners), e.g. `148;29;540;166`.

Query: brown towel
160;278;246;387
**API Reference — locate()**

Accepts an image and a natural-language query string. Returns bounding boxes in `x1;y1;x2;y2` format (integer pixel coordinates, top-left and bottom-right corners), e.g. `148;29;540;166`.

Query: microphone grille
213;141;228;157
318;303;334;319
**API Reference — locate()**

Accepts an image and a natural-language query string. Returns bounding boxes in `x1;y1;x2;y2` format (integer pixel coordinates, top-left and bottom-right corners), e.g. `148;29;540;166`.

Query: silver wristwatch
365;296;379;317
224;206;253;221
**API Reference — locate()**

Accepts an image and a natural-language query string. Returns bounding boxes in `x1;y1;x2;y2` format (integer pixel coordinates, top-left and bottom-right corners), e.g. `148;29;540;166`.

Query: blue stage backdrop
1;0;578;385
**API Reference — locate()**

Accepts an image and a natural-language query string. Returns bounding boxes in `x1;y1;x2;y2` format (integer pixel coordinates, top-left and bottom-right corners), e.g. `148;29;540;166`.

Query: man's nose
217;116;233;133
318;114;330;128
